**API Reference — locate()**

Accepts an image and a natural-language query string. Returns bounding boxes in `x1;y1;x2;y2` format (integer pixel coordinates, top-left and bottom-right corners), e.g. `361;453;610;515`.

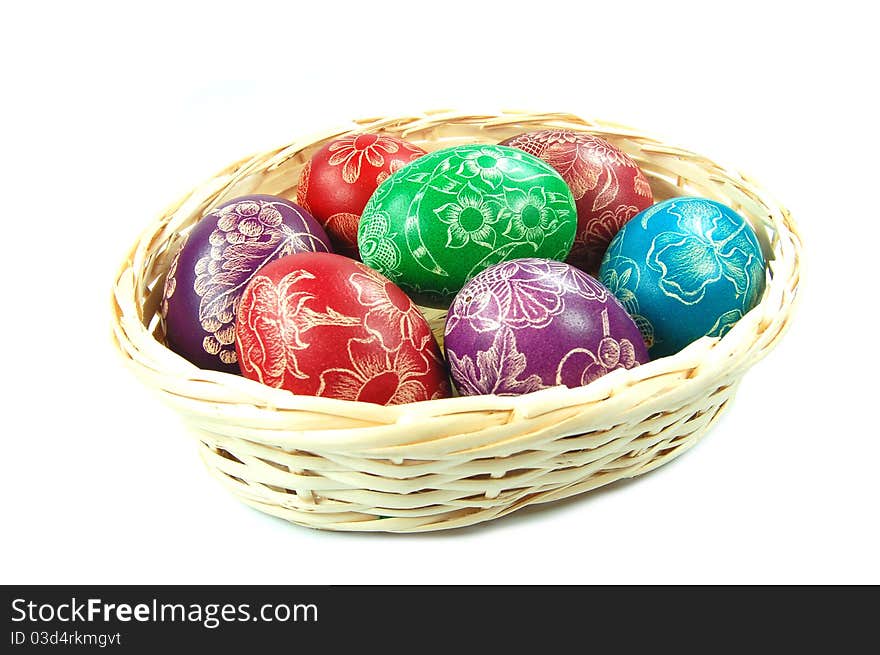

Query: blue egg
598;197;766;358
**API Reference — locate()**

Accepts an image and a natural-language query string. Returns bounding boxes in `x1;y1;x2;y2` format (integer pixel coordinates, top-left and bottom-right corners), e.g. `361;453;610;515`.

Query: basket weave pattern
111;110;802;532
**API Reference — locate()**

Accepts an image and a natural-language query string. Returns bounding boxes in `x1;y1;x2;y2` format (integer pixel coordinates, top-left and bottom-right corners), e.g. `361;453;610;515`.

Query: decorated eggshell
444;258;648;396
234;252;450;404
500;130;654;274
296;133;426;258
160;194;332;373
599;197;766;359
358;144;577;306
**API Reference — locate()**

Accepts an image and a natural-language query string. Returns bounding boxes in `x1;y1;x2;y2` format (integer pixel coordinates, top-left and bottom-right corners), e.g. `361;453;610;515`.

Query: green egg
357;144;577;306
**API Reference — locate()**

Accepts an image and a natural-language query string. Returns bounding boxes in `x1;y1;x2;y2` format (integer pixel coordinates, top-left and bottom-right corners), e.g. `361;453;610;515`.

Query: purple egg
444;258;649;396
160;194;332;372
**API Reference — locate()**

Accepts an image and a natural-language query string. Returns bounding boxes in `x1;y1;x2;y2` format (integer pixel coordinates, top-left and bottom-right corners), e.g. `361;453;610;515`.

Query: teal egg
598;197;766;358
357;144;577;305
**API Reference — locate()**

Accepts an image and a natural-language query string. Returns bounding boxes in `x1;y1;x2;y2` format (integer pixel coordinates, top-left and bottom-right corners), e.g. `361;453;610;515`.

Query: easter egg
234;252;450;404
358;144;577;306
296;133;426;258
500;130;654;274
160;194;332;373
599;197;766;359
444;258;648;396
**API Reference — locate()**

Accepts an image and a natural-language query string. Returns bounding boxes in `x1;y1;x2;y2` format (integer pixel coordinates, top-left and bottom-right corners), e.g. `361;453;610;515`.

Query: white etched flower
317;337;431;405
327;133;401;183
502;186;559;246
434;186;502;249
455;146;518;189
446;259;564;333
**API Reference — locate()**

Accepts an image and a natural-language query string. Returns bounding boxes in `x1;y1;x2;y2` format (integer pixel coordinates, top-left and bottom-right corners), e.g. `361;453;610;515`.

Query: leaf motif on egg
591;163;621;212
542;142;601;201
706;309;745;339
349;270;426;351
583;205;640;262
601;254;656;349
634;173;653;198
447;327;546;397
401;155;458;278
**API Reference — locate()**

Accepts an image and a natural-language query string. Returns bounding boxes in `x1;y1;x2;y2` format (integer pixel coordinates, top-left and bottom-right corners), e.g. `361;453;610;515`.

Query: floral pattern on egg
444;258;649;396
599;197;766;358
500;130;654;274
161;194;332;372
358;145;577;306
297;134;426;258
234;252;450;404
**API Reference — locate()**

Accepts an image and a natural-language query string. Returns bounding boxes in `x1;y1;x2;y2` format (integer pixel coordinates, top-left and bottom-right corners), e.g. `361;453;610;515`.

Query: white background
2;0;877;584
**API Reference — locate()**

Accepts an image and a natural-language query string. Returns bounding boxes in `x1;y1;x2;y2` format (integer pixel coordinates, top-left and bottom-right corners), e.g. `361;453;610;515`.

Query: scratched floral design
434;186;503;250
600;251;656;349
502;186;562;247
706;308;745;339
357;210;402;279
317;336;434;404
579;204;640;270
445;258;648;396
646;199;764;307
350;270;425;351
445;259;567;334
358;144;577;302
327;134;402;184
454;145;523;189
170;198;330;366
235;270;359;387
446;327;547;396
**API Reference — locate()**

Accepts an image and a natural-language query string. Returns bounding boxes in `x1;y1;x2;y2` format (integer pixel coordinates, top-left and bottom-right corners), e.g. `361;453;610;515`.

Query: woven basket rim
110;109;802;453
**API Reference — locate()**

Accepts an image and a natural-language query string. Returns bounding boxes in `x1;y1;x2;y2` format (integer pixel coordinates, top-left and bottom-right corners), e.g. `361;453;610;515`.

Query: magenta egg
444;258;649;395
160;194;332;372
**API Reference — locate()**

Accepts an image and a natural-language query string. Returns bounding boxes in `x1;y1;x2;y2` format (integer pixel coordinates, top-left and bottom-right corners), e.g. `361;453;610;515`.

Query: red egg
296;134;426;259
234;252;450;404
500;130;654;274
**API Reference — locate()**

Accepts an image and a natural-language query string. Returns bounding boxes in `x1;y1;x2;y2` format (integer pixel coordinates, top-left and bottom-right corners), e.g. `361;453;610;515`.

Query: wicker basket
110;109;802;533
